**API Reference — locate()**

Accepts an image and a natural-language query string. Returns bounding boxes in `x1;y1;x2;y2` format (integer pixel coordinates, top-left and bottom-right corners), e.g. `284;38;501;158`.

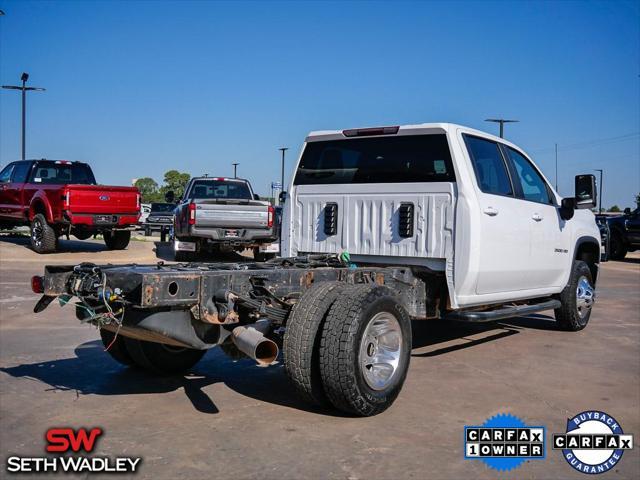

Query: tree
608;205;621;213
162;170;191;199
134;177;161;203
635;193;639;208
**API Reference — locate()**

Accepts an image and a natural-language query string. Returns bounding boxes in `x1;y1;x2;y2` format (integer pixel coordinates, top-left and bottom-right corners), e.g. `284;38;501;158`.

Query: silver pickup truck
173;177;277;261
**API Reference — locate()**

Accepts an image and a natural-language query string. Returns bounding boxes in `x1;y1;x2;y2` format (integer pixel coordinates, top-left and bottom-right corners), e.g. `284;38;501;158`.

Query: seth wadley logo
6;427;142;474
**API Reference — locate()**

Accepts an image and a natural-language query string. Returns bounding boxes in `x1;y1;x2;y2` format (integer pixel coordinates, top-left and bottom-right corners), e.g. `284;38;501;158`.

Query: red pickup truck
0;159;140;253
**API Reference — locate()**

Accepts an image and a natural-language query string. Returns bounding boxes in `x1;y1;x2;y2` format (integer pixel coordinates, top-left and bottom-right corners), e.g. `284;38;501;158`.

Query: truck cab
281;123;601;308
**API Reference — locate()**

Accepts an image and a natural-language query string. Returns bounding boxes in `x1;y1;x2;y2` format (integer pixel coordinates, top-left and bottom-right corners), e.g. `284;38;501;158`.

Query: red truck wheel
30;214;58;253
103;230;131;250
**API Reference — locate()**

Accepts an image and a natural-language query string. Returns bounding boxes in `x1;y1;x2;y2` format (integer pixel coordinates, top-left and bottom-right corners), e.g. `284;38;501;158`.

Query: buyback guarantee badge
464;413;545;472
553;410;634;474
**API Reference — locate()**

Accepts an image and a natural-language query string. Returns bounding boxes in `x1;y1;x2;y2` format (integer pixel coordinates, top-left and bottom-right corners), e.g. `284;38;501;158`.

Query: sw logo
5;427;142;474
553;410;634;474
464;413;546;472
46;427;103;452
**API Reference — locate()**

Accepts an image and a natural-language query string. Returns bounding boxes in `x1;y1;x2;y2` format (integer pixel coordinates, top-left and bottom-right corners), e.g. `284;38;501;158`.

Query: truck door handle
483;207;499;216
532;213;543;221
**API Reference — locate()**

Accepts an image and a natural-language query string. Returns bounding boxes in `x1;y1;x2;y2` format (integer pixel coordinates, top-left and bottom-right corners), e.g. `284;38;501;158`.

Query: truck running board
444;299;562;323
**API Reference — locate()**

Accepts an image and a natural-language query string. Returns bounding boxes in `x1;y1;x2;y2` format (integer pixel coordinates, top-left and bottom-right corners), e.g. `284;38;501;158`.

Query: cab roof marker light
55;160;72;165
342;126;400;137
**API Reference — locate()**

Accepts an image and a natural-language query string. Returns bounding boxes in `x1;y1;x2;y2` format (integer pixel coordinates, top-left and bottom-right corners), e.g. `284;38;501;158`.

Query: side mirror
164;190;175;203
624;207;631;215
279;191;287;204
253;193;260;201
559;197;576;221
574;174;597;210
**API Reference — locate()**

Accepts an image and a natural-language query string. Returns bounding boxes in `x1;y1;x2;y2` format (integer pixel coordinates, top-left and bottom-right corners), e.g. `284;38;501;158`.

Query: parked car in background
595;214;610;261
0;159;140;253
144;202;175;241
172;177;278;261
604;207;640;260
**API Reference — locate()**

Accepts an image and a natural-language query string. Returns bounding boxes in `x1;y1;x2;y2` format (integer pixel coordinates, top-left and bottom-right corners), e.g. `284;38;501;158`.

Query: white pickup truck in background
35;122;601;416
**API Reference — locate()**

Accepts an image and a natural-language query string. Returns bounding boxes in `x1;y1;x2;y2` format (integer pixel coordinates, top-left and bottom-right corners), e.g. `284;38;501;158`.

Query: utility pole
594;169;603;214
232;162;239;178
2;73;46;160
485;118;519;138
555;143;558;191
278;147;288;205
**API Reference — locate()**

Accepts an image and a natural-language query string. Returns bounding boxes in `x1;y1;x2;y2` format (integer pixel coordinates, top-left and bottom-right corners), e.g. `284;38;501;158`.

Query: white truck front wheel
554;260;595;331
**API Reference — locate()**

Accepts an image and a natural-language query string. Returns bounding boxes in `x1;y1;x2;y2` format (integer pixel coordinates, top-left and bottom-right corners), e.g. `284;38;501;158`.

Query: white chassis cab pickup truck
33;123;600;416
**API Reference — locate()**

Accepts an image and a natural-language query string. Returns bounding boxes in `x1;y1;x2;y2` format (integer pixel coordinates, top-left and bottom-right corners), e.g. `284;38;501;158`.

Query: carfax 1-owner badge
553;410;634;474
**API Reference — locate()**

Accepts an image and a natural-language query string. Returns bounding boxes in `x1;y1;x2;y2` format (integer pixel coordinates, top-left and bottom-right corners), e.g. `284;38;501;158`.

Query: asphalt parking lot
1;234;638;479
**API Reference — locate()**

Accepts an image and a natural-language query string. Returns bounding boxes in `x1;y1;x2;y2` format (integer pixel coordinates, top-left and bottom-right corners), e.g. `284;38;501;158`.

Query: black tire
160;228;167;243
554;260;595;331
283;282;348;407
123;337;206;374
253;248;266;262
103;230;131;250
253;247;277;262
319;284;412;416
99;328;134;366
609;230;627;260
30;213;57;253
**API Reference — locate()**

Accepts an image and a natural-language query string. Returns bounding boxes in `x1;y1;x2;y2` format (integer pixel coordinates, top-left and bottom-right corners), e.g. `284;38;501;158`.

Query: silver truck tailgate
195;201;270;229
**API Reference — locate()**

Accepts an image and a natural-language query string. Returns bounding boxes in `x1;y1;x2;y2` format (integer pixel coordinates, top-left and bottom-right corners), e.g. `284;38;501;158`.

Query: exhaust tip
254;340;279;366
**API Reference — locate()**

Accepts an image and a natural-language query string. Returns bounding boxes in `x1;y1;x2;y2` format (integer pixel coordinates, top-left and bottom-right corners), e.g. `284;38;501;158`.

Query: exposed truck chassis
40;255;435;346
35;254;570;416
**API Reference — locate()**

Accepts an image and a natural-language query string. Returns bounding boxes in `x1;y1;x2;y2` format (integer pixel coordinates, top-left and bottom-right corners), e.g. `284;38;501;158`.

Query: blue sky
1;0;638;207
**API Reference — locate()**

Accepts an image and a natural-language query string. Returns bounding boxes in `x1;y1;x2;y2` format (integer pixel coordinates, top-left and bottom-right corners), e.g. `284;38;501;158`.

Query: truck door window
0;164;14;183
11;162;32;183
505;147;552;204
463;135;513;196
293;134;454;185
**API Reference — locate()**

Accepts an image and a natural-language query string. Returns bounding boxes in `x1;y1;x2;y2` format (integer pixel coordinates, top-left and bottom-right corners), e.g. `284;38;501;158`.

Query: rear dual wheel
284;283;411;416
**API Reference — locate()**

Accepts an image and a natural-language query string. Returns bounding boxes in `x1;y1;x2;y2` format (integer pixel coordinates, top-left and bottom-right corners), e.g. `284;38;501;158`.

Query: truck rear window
30;162;96;185
293;134;455;185
187;180;252;200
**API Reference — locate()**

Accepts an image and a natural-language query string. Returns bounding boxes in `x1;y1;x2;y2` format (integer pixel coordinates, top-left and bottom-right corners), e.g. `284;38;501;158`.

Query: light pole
232;163;239;178
2;73;46;160
555;143;558;191
485;118;519;138
279;147;288;205
594;169;603;214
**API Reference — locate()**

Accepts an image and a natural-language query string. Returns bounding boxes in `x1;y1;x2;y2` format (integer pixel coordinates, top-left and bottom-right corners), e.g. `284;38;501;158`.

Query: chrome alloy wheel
359;311;403;390
576;275;595;319
31;218;44;248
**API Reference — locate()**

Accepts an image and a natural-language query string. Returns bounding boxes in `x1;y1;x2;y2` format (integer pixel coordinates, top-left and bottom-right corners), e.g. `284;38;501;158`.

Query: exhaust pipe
231;320;279;366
